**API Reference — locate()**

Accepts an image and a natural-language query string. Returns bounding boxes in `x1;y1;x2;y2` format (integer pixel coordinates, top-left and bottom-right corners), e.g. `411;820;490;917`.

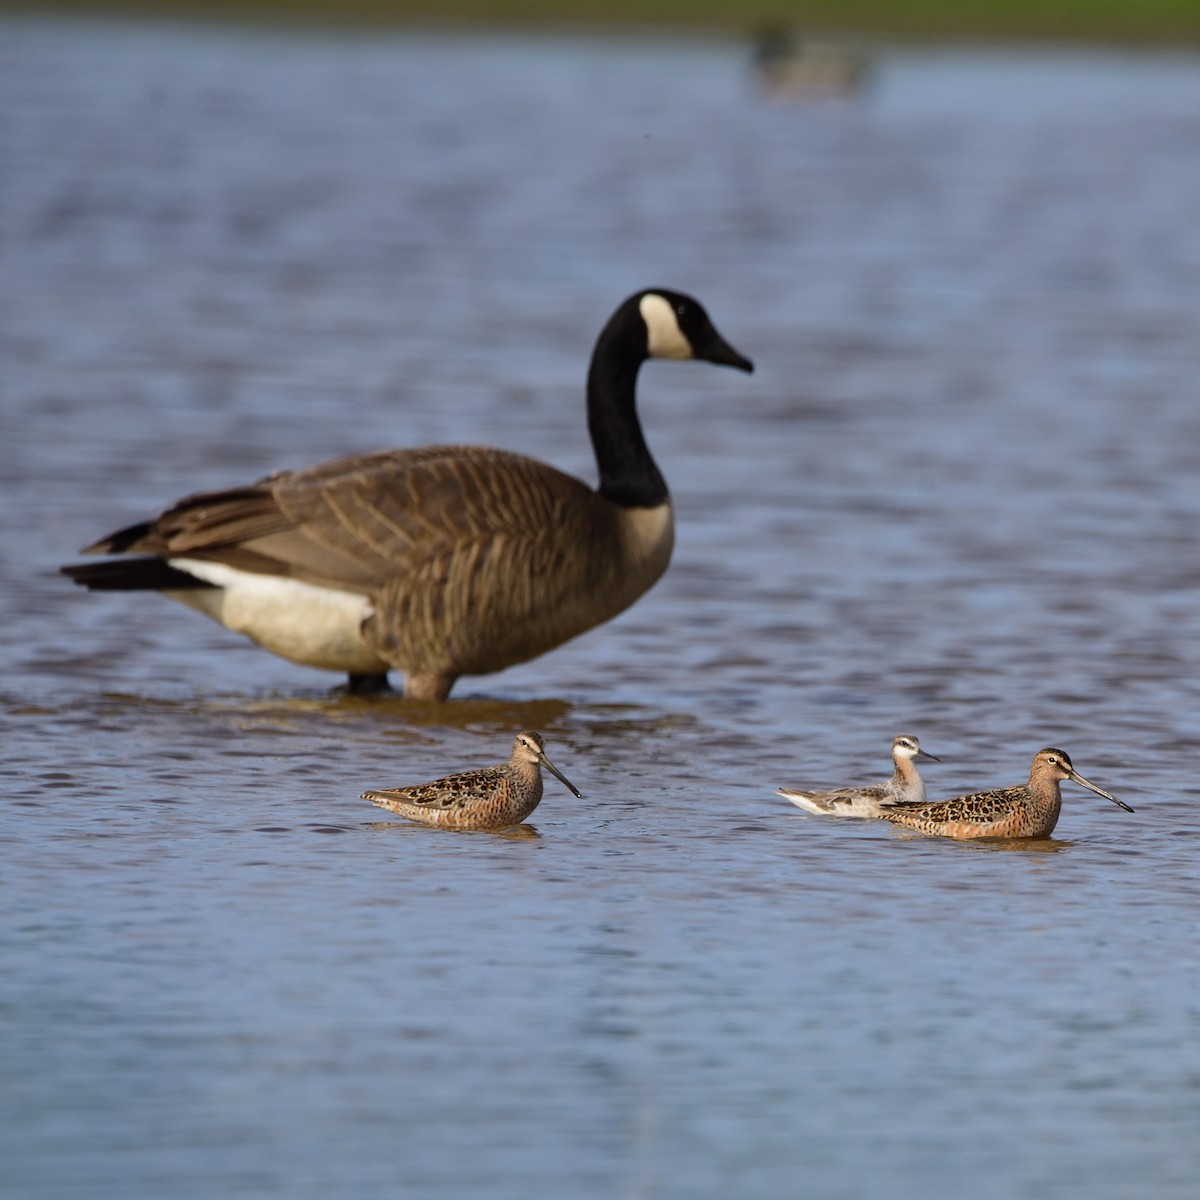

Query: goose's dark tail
60;558;217;592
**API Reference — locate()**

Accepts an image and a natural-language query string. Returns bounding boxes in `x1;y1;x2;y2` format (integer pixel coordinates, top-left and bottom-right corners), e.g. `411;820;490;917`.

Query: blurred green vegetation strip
4;0;1199;42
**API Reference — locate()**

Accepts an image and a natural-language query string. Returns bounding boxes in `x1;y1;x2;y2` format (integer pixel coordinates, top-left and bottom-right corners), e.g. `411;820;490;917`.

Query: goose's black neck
587;317;668;509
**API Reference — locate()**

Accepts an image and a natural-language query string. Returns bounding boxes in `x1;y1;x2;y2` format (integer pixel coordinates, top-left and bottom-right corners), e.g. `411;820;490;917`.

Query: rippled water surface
3;17;1200;1198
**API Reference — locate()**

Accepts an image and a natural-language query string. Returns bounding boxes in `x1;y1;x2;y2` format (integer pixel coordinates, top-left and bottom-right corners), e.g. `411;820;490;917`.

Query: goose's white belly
166;558;389;673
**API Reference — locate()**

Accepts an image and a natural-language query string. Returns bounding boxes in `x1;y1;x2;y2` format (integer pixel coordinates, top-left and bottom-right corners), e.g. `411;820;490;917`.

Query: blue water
2;17;1199;1199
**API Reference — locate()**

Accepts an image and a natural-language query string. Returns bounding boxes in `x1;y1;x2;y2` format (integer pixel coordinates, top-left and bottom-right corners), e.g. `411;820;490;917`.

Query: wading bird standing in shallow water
879;747;1132;840
61;290;752;699
778;734;940;818
362;731;580;831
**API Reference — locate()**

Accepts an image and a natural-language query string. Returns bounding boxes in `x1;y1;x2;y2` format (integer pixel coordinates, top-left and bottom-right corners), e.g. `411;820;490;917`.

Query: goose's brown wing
82;445;601;595
80;445;644;677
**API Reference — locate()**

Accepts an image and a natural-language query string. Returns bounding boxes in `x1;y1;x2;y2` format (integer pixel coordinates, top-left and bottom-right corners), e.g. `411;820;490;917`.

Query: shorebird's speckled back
880;747;1132;839
361;731;581;831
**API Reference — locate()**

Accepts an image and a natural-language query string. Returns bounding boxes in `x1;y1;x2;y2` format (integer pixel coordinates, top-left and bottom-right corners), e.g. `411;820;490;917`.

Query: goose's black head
587;289;753;508
635;289;754;373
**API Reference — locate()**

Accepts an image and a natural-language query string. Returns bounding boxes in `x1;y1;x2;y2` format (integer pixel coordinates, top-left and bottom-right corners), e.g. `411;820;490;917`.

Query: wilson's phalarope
362;731;581;830
880;747;1132;839
778;734;940;818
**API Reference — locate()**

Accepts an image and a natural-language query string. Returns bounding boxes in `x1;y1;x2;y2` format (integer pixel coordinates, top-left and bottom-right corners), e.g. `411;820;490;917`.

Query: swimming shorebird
362;731;580;831
879;747;1132;840
61;290;753;699
778;734;939;818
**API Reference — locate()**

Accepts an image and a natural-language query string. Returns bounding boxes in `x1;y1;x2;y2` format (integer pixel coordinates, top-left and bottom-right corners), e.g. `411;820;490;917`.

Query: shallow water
3;17;1200;1199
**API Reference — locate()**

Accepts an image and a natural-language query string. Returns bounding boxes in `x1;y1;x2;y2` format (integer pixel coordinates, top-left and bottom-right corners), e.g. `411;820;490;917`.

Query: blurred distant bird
62;290;752;699
753;26;870;99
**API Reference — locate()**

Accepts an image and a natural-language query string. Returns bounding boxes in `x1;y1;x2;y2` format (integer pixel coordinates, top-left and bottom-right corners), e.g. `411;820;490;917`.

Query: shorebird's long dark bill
541;752;582;798
1070;769;1134;813
916;748;942;762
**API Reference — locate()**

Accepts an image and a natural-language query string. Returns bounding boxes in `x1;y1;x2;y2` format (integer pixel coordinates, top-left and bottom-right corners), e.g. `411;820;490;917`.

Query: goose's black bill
701;333;754;374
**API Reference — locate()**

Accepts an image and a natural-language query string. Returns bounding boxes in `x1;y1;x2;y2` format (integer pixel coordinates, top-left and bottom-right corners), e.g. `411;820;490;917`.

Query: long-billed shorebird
880;747;1132;839
61;290;752;699
778;734;939;818
361;731;580;831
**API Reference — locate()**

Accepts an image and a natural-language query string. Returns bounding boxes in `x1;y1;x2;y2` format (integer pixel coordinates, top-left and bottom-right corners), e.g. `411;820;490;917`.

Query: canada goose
62;289;753;699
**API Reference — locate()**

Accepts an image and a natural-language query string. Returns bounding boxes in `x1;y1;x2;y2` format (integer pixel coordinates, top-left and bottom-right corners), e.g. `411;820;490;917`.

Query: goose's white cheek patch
640;293;692;360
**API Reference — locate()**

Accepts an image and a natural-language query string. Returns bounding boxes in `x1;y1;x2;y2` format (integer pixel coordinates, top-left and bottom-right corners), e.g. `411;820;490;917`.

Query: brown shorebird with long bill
879;747;1132;839
362;732;580;831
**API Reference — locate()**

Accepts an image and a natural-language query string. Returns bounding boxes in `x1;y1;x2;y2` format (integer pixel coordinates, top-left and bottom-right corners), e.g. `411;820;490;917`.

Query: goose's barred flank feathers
61;290;752;699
